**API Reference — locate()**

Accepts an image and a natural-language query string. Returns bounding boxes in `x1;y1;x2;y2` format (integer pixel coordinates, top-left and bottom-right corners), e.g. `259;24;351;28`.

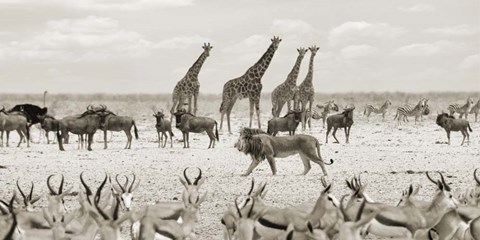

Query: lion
234;128;333;176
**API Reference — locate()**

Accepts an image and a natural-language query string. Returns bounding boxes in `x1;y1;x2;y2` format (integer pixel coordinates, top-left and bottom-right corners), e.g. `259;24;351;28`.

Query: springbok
110;173;141;212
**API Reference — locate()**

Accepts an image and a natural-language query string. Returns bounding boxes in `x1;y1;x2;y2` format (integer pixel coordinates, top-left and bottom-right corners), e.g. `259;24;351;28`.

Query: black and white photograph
0;0;479;239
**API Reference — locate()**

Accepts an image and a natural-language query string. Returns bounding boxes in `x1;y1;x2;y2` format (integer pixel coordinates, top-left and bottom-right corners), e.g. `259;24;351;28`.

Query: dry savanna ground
0;92;479;239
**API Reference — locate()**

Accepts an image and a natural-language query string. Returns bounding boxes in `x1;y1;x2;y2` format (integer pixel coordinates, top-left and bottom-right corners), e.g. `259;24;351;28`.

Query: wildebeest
0;106;30;147
153;111;174;148
57;105;108;151
9;104;48;126
37;114;59;144
266;110;302;136
436;113;473;145
173;109;219;148
326;107;355;144
94;107;138;149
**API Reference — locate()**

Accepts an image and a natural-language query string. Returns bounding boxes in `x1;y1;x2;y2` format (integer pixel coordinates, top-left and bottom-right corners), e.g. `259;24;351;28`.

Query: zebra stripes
315;100;339;128
364;99;392;121
447;97;474;119
394;98;428;125
470;99;480;122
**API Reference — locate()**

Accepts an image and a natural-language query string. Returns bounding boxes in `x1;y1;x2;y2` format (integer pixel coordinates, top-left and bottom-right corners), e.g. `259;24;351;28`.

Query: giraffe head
270;36;282;50
202;42;213;57
308;45;320;56
297;47;308;57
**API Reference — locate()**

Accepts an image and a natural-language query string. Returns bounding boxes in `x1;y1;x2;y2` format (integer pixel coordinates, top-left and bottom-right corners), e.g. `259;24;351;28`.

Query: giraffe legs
193;93;198;115
187;97;193;113
248;98;261;129
249;99;254;128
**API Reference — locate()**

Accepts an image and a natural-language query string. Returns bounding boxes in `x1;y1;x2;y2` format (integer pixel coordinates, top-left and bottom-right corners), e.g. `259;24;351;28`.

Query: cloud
5;0;194;11
328;21;406;46
222;35;270;54
393;41;466;56
270;19;316;40
399;4;436;12
460;54;479;69
156;36;210;50
0;16;206;61
340;45;378;59
424;24;478;36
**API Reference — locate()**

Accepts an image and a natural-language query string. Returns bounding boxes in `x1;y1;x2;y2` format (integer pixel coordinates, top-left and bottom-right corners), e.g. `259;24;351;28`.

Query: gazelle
221;178;267;240
372;172;459;238
110;173;141;212
338;196;379;240
46;174;74;215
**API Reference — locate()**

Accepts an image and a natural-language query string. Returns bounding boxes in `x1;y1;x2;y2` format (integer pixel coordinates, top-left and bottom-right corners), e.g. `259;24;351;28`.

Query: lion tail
316;139;333;165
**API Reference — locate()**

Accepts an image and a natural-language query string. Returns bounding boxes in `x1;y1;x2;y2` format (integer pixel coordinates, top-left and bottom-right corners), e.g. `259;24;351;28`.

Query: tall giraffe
297;45;320;130
271;47;308;117
170;43;213;119
219;36;282;133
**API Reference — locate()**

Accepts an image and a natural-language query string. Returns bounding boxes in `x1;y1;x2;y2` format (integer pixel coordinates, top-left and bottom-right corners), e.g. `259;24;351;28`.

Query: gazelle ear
30;194;43;204
195;177;206;187
179;176;188;188
285;223;295;240
42;208;54;226
197;191;208;205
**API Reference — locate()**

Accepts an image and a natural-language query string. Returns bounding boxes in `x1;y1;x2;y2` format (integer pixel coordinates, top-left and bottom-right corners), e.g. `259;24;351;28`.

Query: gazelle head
232;196;268;240
180;189;208;237
338;195;378;240
89;174;132;240
396;184;422;207
179;167;205;204
111;173;140;212
42;208;75;240
47;174;73;215
15;180;42;212
2;194;23;240
425;171;459;210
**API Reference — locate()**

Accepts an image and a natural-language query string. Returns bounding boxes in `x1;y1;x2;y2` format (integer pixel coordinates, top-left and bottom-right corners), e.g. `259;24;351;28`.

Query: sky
0;0;478;94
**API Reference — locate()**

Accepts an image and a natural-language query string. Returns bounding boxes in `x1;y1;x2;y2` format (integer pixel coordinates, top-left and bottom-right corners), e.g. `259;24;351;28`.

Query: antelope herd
1;168;479;239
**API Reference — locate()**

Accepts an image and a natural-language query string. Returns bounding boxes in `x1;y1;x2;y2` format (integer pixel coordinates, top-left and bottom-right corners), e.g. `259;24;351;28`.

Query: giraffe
271;47;308;117
219;36;282;134
297;45;320;130
170;43;213;121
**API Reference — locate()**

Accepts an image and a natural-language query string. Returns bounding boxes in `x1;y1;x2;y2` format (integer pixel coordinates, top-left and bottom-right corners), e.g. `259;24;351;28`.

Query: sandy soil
0;100;479;239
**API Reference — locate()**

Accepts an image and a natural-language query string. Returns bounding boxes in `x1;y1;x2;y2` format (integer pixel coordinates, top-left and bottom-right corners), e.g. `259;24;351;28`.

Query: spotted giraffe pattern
170;43;212;117
219;37;282;133
297;45;320;130
271;47;308;117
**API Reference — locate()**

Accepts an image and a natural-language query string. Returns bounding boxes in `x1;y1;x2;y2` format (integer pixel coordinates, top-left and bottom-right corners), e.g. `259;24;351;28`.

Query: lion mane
239;128;267;161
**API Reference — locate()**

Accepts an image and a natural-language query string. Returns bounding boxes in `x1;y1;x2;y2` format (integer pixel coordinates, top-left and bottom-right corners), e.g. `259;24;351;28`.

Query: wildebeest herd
0;37;478;239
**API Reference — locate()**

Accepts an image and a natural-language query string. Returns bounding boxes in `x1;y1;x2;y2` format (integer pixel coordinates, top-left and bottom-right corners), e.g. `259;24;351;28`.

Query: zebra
470;99;480;122
363;99;392;122
448;97;474;119
314;100;339;128
394;98;428;125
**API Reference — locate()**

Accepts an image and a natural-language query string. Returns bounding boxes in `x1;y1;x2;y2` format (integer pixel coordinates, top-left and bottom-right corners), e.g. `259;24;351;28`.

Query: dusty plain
0;92;479;239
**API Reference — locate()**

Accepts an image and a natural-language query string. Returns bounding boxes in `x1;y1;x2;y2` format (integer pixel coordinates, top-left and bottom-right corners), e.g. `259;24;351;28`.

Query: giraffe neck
301;53;316;86
285;54;305;85
186;51;209;79
245;43;277;81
